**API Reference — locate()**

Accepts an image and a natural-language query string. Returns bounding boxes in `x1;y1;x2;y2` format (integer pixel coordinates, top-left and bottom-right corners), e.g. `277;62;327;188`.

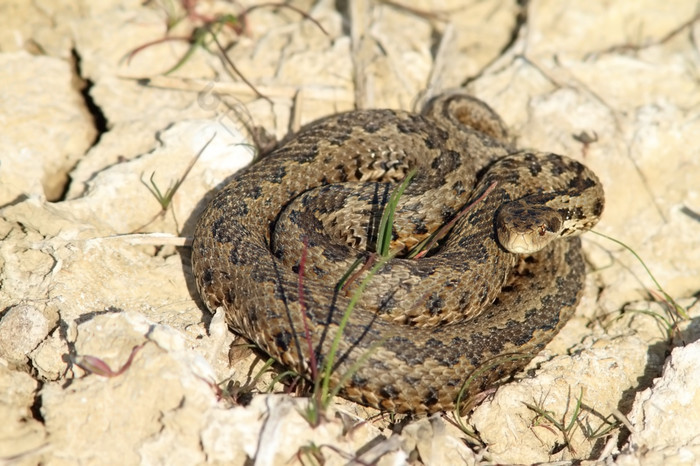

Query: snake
191;93;605;414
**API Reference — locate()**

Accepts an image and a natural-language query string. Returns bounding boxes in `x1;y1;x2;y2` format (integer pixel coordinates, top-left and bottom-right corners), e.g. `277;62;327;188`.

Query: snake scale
191;93;605;414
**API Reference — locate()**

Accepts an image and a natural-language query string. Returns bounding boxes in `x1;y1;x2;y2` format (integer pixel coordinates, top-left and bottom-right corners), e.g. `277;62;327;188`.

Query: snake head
495;201;564;254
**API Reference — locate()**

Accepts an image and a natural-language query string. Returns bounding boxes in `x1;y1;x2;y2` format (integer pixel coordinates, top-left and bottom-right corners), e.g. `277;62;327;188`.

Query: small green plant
590;230;688;338
298;170;417;425
295;441;363;466
138;133;213;232
451;352;532;442
578;405;621;441
141;171;181;212
524;386;621;455
126;1;326;81
524;387;585;454
300;249;395;426
216;356;279;406
296;442;325;466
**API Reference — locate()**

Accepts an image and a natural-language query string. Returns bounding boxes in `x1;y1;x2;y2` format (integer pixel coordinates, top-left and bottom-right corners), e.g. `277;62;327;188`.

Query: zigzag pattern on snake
191;93;605;414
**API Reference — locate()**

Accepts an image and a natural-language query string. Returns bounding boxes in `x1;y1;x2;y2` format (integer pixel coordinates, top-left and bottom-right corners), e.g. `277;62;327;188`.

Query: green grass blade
328;338;387;401
590;230;688;319
375;168;416;256
320;252;395;406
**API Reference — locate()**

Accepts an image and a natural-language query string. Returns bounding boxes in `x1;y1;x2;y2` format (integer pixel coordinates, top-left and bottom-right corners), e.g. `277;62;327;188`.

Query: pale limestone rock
611;445;700;466
40;312;216;465
0;0;80;57
470;333;658;463
0;364;46;461
64;119;253;233
200;394;413;465
399;415;479;465
0;52;96;203
624;340;700;461
0;304;56;369
28;330;70;382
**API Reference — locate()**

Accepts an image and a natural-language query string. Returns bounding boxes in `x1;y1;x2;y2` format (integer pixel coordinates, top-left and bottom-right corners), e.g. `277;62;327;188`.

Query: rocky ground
1;1;699;465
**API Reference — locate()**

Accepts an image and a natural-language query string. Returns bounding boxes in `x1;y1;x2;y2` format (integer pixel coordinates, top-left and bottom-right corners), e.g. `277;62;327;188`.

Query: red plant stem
340;253;377;292
414;181;498;259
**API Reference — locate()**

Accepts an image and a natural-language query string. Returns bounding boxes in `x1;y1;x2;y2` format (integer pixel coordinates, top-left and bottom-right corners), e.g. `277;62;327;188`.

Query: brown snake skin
191;93;605;414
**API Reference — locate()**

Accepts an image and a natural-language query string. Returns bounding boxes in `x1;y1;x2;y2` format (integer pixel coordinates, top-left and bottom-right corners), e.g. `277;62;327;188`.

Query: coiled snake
191;93;605;414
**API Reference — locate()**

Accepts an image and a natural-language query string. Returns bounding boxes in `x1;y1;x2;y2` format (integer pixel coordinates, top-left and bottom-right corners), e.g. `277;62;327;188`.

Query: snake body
191;94;605;414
